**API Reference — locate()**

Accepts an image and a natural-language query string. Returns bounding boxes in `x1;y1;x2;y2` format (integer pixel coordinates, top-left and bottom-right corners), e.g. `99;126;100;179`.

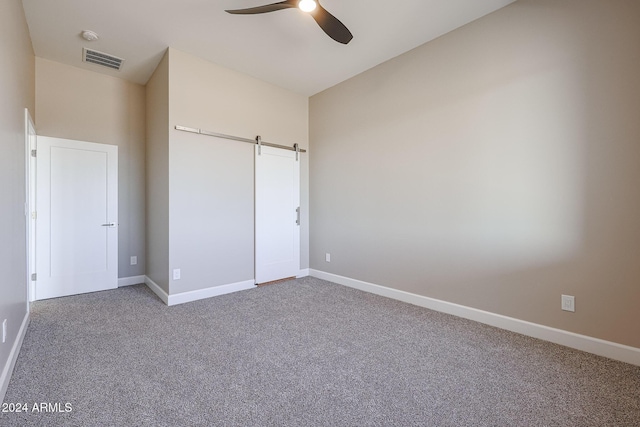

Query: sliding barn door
255;145;300;284
35;136;118;300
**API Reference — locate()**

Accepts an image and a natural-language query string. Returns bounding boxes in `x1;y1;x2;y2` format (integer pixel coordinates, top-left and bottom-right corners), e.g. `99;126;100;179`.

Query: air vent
82;48;124;71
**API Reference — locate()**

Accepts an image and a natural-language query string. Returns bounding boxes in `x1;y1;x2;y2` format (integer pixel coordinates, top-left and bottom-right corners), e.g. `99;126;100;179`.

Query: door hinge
32;211;37;220
31;149;36;157
296;207;300;225
31;273;37;281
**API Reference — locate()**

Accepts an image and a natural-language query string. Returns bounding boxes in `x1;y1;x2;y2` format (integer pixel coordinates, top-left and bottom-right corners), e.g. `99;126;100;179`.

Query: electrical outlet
173;269;181;280
2;319;6;344
130;256;138;265
561;295;575;312
325;253;331;262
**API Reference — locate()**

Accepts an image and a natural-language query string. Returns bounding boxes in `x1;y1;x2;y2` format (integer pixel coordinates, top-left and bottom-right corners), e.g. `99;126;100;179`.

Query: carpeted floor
2;277;639;426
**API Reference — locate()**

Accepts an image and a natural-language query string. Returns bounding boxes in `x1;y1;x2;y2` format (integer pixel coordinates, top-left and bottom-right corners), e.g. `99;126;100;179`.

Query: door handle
296;207;300;226
101;223;116;227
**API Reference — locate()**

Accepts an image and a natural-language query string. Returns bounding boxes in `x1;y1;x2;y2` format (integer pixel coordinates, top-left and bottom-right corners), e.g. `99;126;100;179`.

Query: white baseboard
297;268;310;278
0;310;30;403
168;280;256;306
144;276;256;306
118;275;146;287
309;269;640;367
144;276;169;305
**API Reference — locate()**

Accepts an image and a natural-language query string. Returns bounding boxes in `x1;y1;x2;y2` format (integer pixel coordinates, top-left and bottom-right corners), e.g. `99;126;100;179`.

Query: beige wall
310;0;640;348
35;58;146;279
166;48;309;294
0;0;34;400
145;52;170;292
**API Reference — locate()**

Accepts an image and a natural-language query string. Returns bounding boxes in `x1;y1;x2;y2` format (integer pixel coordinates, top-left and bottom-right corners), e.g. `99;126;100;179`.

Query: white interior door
35;136;118;300
25;109;37;302
255;145;300;284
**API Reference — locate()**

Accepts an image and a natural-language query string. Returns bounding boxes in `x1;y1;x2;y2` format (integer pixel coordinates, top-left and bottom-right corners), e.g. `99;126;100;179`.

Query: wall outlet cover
561;295;575;312
173;269;181;280
130;256;138;265
325;253;331;262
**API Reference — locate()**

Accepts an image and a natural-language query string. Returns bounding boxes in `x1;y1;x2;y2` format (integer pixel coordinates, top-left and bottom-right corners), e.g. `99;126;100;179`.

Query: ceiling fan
226;0;353;45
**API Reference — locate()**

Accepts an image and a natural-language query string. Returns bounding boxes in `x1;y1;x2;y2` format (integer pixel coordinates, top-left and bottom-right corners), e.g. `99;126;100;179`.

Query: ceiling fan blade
310;3;353;44
225;0;297;15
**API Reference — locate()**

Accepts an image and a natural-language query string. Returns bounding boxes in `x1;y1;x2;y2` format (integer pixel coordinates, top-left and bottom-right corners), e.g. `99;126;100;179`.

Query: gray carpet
2;277;639;426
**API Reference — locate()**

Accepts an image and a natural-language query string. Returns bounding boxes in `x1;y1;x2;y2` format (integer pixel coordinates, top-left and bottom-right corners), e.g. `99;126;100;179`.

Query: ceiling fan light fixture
226;0;352;44
298;0;317;13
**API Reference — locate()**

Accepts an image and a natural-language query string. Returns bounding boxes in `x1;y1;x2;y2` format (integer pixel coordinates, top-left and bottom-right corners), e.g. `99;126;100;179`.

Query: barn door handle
296;207;300;226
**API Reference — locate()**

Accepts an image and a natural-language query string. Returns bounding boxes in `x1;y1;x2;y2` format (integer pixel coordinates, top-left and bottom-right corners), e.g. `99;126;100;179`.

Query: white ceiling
22;0;516;96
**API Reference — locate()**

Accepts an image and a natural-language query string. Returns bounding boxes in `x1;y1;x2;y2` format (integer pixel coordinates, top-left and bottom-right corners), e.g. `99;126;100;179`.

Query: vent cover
82;48;124;71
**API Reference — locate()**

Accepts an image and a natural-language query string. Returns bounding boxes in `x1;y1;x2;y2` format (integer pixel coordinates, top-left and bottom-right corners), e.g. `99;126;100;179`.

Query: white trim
297;268;310;278
309;269;640;367
144;276;256;306
167;280;256;306
144;276;169;305
0;311;29;403
118;275;145;287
